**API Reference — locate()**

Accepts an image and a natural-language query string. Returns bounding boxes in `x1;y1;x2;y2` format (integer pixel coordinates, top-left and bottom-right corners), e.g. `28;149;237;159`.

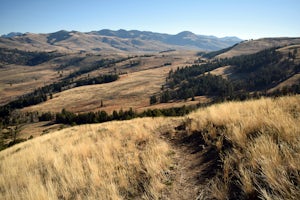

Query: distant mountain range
0;29;242;52
1;32;23;38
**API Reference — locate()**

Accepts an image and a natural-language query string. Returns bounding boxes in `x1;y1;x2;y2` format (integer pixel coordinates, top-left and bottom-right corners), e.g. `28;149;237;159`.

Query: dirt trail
167;141;203;199
160;125;215;200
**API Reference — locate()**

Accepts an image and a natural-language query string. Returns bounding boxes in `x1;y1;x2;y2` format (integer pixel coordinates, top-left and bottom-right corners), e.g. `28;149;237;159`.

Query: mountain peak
175;31;199;40
1;32;23;38
47;30;72;44
176;31;196;36
0;29;243;52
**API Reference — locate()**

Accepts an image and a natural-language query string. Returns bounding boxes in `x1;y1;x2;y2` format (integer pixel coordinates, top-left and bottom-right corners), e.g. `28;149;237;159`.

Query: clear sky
0;0;299;39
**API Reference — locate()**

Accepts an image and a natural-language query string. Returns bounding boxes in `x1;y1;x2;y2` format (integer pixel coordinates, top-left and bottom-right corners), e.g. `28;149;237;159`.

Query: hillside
1;40;300;128
158;44;300;104
212;37;300;58
0;29;242;53
0;50;197;109
0;96;299;199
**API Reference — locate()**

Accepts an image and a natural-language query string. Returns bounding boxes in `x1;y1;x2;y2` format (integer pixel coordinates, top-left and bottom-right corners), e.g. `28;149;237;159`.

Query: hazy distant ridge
1;32;23;38
0;29;242;52
90;29;242;50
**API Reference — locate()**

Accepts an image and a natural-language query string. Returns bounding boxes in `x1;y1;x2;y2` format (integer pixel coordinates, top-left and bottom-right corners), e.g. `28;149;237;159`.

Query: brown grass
0;48;199;112
22;52;197;114
186;95;300;199
0;64;61;105
1;95;299;199
206;65;232;78
217;38;300;58
0;118;177;199
22;67;168;113
268;73;300;92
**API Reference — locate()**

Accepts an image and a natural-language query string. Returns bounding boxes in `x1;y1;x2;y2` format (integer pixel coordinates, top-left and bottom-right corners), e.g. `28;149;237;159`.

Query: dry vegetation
185;95;300;199
21;52;197;114
0;64;60;105
0;95;299;199
0;49;197;112
216;38;300;58
269;73;300;92
22;67;169;113
0;118;177;199
210;44;300;93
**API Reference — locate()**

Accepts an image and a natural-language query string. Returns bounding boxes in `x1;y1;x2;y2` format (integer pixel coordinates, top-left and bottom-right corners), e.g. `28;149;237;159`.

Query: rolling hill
0;32;23;38
0;27;300;199
0;96;299;199
0;29;242;53
0;38;299;115
211;37;300;58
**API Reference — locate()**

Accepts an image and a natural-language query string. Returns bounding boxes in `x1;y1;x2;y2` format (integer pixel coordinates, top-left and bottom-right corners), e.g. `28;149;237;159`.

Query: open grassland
0;64;60;105
0;50;197;112
0;118;178;200
210;45;300;92
206;65;233;78
1;95;299;199
22;52;197;114
22;67;171;113
268;73;300;92
185;95;300;199
0;53;116;106
216;38;300;58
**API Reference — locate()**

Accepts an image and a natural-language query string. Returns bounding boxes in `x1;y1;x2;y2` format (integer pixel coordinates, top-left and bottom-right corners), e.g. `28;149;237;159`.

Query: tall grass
187;95;300;199
0;95;299;199
0;118;174;199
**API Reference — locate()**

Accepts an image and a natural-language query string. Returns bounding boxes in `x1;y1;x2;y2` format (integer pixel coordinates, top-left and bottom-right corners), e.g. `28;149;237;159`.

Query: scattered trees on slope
0;74;119;113
157;47;300;103
0;48;63;66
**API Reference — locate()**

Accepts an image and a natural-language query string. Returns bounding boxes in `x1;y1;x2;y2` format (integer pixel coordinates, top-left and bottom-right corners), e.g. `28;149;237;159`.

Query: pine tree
150;95;157;105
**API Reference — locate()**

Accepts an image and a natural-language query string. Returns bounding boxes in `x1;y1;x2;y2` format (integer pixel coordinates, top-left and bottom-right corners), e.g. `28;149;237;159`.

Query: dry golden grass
22;52;197;114
217;38;300;58
0;117;178;200
22;67;168;113
1;95;299;199
139;96;209;112
0;64;61;105
20;122;63;139
206;65;233;78
187;95;300;199
268;73;300;92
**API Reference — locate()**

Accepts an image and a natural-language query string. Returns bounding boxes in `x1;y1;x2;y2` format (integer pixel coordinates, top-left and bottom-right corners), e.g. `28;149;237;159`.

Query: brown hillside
216;37;300;58
20;51;197;114
1;96;299;199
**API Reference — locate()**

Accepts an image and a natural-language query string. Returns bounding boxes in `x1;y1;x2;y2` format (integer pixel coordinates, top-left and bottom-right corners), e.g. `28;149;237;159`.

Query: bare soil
159;123;217;200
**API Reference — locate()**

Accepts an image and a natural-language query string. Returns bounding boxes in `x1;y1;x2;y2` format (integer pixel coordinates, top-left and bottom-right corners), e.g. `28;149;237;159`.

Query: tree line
65;56;136;79
0;74;119;118
0;104;201;151
0;53;152;125
0;104;199;129
198;43;240;59
0;48;63;66
151;47;300;104
50;105;197;125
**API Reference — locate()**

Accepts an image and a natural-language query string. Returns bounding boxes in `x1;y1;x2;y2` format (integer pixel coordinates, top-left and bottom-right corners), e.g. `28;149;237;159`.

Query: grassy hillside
20;52;195;114
0;30;241;53
1;95;299;199
216;37;300;58
186;95;300;199
0;118;176;199
158;46;300;104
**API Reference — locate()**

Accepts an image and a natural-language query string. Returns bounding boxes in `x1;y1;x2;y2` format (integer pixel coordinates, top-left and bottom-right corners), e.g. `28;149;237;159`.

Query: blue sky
0;0;299;39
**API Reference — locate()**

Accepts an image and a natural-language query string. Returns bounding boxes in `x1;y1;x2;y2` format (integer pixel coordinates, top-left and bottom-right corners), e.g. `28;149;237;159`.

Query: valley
1;33;300;148
1;96;299;199
0;30;300;200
